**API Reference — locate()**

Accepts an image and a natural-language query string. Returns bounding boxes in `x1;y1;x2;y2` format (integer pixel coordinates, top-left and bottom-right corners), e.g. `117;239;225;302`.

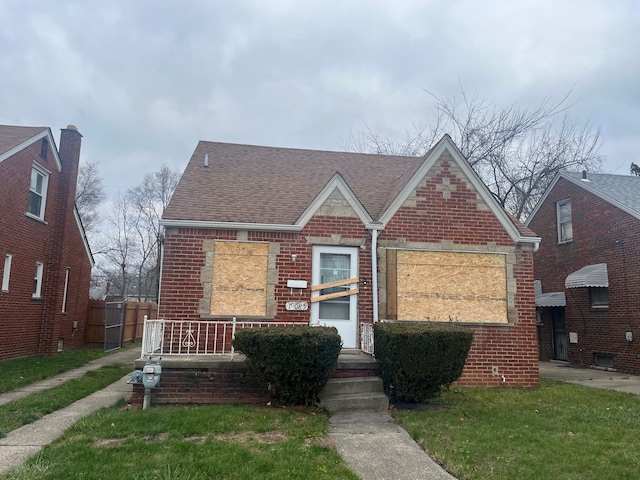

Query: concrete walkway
329;410;457;480
539;361;640;396
0;348;139;475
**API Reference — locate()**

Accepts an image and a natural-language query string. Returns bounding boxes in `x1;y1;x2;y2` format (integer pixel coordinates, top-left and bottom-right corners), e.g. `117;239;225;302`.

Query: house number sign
286;301;309;311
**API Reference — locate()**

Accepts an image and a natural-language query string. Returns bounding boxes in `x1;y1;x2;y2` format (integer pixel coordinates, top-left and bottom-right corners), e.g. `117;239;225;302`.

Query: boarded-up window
387;250;508;323
210;241;269;316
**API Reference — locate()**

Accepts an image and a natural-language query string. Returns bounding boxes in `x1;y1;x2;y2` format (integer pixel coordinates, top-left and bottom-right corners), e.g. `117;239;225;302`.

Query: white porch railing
140;316;303;359
360;322;374;355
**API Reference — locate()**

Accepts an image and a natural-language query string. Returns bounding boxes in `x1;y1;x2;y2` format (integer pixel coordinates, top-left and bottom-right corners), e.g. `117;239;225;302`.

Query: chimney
58;125;83;200
581;170;589;182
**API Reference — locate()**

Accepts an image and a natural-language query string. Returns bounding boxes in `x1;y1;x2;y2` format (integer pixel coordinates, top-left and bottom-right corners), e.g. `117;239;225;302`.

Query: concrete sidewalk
539;361;640;396
0;348;138;475
0;348;140;407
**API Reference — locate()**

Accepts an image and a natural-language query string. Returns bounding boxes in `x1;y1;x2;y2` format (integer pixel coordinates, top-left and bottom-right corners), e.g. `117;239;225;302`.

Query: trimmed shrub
374;322;473;402
233;326;341;405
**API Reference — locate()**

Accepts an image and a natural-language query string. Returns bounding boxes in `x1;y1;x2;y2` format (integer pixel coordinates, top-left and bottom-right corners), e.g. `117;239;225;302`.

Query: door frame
310;245;359;348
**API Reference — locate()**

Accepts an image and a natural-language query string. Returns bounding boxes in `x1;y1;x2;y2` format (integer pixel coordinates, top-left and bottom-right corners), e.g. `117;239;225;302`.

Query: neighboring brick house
159;135;541;387
527;171;640;375
0;125;93;361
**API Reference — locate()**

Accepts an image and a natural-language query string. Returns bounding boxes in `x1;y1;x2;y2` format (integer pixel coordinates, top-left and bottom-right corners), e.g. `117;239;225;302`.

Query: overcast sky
1;0;638;198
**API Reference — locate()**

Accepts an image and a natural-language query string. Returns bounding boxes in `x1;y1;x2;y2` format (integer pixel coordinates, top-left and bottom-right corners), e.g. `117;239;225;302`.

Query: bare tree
91;164;180;301
75;161;106;233
126;164;180;301
344;88;604;220
93;193;137;301
631;162;640;176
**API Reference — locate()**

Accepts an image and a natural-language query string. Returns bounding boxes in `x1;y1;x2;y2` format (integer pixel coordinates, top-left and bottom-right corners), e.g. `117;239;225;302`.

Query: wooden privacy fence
85;300;157;348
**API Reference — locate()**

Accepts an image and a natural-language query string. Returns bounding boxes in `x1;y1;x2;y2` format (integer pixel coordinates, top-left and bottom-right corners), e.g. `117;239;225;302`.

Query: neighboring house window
33;262;44;298
27;165;49;220
590;287;608;308
62;267;70;313
2;254;12;292
556;199;573;243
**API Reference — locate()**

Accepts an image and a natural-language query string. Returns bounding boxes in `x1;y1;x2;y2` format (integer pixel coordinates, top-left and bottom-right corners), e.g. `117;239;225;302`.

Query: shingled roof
163;141;425;225
0;125;48;158
563;171;640;219
163;137;539;243
527;171;640;223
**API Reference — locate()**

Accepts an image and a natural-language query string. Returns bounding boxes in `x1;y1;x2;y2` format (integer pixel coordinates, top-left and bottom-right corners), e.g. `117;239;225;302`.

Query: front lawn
1;404;358;480
0;365;131;437
0;348;109;393
392;378;640;479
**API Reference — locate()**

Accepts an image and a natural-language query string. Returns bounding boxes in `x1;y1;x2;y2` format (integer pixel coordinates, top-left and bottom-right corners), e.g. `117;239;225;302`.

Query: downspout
157;227;165;312
367;222;384;323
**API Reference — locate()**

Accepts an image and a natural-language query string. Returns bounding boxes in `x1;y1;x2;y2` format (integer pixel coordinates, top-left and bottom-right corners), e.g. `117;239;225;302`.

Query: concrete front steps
319;351;389;412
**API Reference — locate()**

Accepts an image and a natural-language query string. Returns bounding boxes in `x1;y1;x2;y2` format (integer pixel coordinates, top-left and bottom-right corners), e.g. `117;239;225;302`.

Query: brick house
0;125;93;361
527;171;640;375
158;135;541;388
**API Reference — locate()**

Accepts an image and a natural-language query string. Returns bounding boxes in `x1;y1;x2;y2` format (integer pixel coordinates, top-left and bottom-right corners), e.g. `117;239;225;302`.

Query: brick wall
528;177;640;374
0;130;91;361
130;360;271;407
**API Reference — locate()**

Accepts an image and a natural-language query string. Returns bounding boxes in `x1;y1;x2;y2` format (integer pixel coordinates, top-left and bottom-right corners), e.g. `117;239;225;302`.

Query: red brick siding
383;156;514;247
0;132;91;361
131;366;271;407
160;216;374;325
529;177;640;374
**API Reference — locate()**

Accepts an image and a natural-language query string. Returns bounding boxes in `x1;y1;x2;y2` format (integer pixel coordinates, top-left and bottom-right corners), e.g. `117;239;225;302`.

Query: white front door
311;246;359;348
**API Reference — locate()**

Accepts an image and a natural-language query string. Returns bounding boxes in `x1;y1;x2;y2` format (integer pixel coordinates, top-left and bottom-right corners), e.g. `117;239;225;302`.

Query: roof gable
295;172;372;227
380;135;538;244
527;171;640;223
0;125;62;172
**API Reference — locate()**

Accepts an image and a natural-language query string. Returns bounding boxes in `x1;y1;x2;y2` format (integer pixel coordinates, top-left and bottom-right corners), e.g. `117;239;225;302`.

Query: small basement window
590;287;608;308
595;354;613;369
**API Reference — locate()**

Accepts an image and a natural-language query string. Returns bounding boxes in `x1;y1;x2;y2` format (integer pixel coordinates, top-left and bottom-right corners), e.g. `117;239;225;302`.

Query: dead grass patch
304;436;336;449
184;435;208;444
214;430;287;444
94;438;126;447
142;432;170;442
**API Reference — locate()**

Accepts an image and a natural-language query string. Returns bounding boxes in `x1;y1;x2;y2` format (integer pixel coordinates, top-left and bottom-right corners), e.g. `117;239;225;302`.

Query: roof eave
160;219;303;232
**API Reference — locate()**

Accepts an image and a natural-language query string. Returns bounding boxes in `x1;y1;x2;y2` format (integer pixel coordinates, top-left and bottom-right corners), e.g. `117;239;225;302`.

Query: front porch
131;347;384;409
139;316;375;358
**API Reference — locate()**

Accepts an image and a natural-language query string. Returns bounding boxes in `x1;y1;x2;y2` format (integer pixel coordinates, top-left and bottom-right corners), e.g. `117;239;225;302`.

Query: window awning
565;263;608;289
535;292;566;307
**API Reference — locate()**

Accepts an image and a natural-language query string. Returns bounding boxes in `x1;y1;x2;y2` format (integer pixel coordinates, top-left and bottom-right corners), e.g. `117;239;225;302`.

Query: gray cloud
1;0;638;196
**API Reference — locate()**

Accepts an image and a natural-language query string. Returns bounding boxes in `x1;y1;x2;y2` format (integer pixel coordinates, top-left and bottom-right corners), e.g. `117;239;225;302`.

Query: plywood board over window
387;250;508;323
210;241;269;316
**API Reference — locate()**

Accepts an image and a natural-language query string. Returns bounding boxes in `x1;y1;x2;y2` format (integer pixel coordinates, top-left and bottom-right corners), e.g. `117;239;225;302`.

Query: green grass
1;404;359;480
0;365;131;437
392;378;640;480
0;348;109;393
